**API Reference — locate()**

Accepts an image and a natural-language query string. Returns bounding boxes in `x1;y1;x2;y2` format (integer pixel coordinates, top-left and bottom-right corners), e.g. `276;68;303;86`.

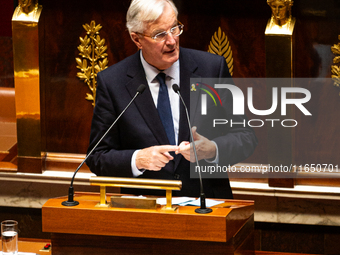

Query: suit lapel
125;49;203;174
174;48;201;171
125;51;170;146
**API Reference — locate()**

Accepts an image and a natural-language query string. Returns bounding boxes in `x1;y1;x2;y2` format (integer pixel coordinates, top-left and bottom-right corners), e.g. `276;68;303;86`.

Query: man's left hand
175;126;216;162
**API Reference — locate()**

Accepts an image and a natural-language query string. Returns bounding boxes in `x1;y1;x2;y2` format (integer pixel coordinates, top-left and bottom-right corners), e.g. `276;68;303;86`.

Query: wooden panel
1;238;320;255
0;0;14;37
291;8;340;166
50;225;253;255
0;87;17;169
255;252;319;255
39;0;135;154
45;152;90;172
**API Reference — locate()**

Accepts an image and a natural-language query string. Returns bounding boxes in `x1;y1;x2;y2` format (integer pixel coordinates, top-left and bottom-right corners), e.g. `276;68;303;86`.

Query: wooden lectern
42;192;254;254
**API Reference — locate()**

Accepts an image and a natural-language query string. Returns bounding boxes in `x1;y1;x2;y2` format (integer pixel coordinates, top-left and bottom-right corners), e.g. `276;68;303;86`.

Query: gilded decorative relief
13;0;42;22
266;0;295;35
331;35;340;95
76;21;108;106
267;0;293;27
208;27;234;76
18;0;38;14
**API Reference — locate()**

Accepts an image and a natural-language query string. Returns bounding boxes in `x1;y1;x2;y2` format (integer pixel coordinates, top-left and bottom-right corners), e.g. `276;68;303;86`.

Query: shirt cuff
131;150;144;177
204;141;219;164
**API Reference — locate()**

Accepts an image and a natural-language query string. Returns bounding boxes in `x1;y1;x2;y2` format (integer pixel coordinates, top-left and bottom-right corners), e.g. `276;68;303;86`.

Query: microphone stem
174;86;212;213
177;94;204;197
63;90;141;206
71;91;140;188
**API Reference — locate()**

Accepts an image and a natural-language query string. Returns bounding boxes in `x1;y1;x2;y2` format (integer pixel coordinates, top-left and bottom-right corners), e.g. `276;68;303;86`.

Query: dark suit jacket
86;47;257;199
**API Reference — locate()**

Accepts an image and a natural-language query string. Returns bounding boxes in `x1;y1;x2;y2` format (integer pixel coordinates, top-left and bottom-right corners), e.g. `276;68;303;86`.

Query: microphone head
172;84;180;93
137;84;146;94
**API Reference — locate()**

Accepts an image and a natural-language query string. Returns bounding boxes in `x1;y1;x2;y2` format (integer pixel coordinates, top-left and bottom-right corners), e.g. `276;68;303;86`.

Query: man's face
131;2;180;70
269;0;288;22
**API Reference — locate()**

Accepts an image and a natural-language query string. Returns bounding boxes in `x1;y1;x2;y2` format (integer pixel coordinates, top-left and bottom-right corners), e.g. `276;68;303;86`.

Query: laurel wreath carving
76;20;108;106
208;27;234;76
331;35;340;96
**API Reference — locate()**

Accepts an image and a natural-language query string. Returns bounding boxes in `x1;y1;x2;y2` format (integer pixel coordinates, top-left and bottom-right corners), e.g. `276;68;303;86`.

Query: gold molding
12;1;44;172
331;35;340;96
90;176;182;210
76;21;108;107
208;27;234;76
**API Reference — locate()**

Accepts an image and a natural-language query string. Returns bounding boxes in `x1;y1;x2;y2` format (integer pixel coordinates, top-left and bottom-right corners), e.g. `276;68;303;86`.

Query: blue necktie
156;73;176;145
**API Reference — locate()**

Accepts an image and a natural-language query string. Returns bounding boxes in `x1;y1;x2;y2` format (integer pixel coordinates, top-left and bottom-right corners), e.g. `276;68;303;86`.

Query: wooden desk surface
0;239;51;254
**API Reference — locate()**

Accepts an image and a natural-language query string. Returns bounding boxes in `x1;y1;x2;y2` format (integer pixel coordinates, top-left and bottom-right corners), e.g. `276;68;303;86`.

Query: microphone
62;84;146;206
172;84;212;214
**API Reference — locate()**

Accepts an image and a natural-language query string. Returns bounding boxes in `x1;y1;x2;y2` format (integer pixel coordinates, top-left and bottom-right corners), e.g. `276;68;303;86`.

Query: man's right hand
135;145;178;171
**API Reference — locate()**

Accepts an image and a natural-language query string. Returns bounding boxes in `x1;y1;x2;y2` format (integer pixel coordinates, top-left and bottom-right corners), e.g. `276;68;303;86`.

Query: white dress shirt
131;51;219;176
131;51;180;176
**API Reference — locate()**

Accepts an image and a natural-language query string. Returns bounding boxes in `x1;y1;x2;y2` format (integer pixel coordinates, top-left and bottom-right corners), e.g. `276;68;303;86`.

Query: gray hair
126;0;178;34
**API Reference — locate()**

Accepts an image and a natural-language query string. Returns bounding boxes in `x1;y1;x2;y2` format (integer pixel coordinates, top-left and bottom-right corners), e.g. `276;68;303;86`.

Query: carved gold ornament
208;27;234;76
18;0;38;14
331;35;340;95
13;0;41;22
76;20;108;106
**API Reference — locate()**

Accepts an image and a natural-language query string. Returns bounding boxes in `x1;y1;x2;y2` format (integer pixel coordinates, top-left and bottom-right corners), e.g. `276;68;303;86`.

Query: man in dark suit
86;0;257;199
